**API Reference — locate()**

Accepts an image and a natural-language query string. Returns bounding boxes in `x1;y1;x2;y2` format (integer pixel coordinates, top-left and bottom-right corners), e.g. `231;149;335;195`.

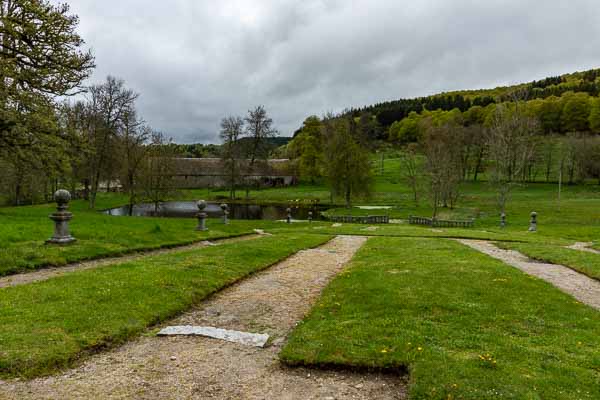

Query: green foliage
388;111;421;143
588;97;600;133
281;237;600;399
538;96;563;134
561;92;591;132
0;0;94;203
288;116;323;182
324;119;373;207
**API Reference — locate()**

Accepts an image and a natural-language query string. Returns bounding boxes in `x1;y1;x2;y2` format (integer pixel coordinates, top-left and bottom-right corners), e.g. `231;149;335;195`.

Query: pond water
103;201;326;220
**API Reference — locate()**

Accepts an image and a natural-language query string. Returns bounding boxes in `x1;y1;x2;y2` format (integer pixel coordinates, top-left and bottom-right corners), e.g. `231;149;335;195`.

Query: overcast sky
68;0;600;144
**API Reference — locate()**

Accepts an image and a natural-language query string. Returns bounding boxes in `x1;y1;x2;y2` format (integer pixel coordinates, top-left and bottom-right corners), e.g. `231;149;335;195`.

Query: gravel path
458;239;600;310
0;234;259;289
1;235;406;400
566;242;600;255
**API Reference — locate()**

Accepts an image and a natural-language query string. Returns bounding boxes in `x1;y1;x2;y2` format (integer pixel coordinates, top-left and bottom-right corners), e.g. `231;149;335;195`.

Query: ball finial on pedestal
196;200;208;231
47;189;75;244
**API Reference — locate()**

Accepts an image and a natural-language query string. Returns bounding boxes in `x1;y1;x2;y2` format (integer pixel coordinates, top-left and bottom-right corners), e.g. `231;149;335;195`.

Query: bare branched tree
420;118;464;218
220;116;244;199
244;106;277;198
140;132;179;214
85;76;138;208
119;110;150;215
487;101;539;214
399;143;423;206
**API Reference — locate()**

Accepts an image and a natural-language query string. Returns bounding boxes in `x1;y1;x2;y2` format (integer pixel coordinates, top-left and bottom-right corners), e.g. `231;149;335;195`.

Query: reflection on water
103;201;324;221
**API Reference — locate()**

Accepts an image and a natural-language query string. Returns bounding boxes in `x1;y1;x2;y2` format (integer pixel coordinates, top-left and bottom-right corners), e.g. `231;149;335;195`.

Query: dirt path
458;239;600;310
0;234;259;289
566;242;600;255
0;235;406;400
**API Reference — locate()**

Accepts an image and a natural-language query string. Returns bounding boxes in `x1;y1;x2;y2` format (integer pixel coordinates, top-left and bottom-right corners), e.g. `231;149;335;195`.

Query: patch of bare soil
0;235;407;400
566;242;600;255
0;234;259;289
457;239;600;310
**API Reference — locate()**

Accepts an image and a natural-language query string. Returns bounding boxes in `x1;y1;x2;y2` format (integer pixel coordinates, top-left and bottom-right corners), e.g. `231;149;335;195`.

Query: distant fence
409;215;474;228
327;215;390;224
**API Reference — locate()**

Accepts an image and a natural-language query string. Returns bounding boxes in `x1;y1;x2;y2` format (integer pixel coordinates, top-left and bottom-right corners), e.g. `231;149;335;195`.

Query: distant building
169;158;297;189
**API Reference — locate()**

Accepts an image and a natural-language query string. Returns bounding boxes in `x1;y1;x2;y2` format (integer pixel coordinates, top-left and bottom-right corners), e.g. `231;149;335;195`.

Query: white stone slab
157;325;269;347
354;206;392;210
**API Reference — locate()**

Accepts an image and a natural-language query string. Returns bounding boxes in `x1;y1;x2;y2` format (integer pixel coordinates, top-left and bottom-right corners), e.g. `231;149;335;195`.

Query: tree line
288;90;600;217
343;68;600;128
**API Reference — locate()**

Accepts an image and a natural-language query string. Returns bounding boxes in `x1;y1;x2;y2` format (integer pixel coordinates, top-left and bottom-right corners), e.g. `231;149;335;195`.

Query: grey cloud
69;0;600;143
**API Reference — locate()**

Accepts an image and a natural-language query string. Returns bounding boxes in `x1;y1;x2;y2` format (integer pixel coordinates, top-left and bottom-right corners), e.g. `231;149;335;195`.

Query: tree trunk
473;149;483;182
345;186;351;208
83;179;90;200
89;170;101;209
128;172;135;216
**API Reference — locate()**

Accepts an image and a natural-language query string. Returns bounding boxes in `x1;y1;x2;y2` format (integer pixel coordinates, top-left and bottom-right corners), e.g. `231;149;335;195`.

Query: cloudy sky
68;0;600;143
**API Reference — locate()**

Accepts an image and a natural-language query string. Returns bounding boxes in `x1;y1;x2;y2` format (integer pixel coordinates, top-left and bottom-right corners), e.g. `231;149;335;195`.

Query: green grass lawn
0;233;331;378
280;237;600;399
497;241;600;281
0;195;286;276
1;192;581;279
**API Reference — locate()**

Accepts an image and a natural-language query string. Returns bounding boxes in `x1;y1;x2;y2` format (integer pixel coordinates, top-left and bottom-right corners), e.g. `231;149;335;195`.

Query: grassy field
184;157;600;243
2;182;596;277
0;233;331;378
0;194;285;276
280;237;600;399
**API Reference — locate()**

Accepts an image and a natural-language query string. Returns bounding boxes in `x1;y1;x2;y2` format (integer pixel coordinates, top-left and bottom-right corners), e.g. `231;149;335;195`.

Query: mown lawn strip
0;233;331;378
497;241;600;281
0;200;285;276
280;237;600;399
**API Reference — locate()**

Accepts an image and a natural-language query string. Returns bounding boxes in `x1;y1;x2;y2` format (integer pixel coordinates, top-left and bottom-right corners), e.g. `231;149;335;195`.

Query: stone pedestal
220;203;229;224
46;189;76;245
196;200;208;231
529;211;537;232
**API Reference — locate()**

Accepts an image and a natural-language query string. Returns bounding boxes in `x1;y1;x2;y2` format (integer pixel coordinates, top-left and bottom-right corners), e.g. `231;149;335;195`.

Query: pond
103;201;326;221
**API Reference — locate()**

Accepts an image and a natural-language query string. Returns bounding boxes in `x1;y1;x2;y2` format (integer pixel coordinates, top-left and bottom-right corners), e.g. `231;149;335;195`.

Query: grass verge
497;241;600;281
0;233;331;378
0;200;284;276
280;237;600;399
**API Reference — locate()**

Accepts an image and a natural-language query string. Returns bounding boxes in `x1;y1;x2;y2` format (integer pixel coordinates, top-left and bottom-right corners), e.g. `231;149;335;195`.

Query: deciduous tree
487;102;539;213
220;115;244;199
323;118;372;207
243;105;277;197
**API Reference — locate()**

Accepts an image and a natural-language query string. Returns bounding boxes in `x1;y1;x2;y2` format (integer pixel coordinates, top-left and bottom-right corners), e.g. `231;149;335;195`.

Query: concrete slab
157;325;269;347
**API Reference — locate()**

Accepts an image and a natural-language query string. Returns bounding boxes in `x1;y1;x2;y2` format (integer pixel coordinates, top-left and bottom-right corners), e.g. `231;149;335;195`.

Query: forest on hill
343;68;600;128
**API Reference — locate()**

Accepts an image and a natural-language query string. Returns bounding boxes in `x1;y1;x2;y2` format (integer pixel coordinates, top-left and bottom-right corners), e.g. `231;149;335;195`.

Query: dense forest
344;68;600;128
